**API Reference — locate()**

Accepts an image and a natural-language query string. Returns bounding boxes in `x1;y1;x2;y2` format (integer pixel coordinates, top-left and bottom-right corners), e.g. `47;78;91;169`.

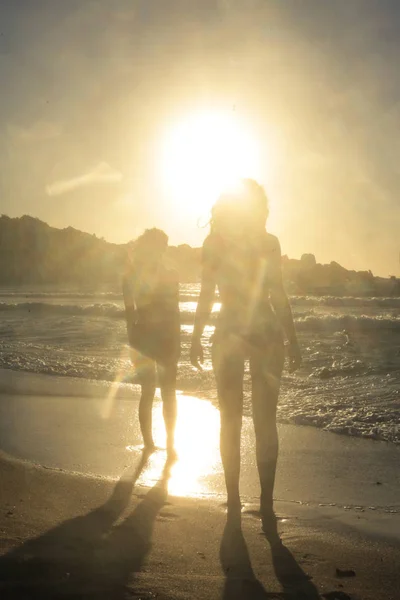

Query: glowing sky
0;0;399;276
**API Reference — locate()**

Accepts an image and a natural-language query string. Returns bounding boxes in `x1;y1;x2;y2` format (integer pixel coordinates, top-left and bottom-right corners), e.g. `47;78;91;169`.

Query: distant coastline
1;215;399;296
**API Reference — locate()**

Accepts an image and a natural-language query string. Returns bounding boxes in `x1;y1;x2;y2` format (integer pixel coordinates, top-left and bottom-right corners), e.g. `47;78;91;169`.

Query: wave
290;295;400;308
1;301;400;332
1;288;399;306
0;291;198;303
0;301;124;318
0;291;122;300
295;314;400;332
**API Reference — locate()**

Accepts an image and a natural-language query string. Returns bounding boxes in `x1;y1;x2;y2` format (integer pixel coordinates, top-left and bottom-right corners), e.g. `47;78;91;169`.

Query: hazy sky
1;0;399;276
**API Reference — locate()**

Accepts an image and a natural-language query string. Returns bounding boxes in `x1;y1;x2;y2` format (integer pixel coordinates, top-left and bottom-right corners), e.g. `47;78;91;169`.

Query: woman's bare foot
261;508;281;545
142;440;157;454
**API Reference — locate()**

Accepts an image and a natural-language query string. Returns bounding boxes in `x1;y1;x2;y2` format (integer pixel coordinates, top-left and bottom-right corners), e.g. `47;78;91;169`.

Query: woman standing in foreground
123;228;180;459
190;180;301;533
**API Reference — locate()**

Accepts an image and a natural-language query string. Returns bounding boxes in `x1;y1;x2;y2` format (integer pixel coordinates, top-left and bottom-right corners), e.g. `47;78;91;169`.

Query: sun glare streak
100;345;134;420
46;162;122;197
245;258;268;330
160;110;262;218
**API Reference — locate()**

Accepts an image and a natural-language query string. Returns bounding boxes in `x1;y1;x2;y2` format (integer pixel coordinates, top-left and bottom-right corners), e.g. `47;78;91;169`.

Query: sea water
0;285;399;444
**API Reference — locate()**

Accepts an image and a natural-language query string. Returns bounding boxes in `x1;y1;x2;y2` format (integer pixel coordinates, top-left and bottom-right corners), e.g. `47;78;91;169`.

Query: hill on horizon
0;214;398;296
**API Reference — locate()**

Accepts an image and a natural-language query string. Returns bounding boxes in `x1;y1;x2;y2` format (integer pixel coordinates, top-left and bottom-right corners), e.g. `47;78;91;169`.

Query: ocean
0;285;399;445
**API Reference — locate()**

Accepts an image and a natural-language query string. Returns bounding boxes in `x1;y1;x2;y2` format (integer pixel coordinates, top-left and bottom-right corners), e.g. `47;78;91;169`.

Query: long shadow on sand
220;518;325;600
220;520;274;600
269;539;321;599
0;451;172;599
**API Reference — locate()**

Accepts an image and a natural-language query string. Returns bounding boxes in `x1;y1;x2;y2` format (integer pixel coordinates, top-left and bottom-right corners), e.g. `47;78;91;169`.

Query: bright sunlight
132;394;221;498
160;110;262;218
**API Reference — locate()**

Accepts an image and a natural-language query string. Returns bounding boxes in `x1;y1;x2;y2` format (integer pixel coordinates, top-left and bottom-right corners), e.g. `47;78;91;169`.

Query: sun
160;110;262;218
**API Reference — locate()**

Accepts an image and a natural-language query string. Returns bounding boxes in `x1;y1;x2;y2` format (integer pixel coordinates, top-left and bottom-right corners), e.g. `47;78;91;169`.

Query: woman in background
123;228;180;459
190;180;301;534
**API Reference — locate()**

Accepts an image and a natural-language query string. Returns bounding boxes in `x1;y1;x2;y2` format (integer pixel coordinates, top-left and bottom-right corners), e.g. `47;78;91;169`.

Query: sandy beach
1;378;399;599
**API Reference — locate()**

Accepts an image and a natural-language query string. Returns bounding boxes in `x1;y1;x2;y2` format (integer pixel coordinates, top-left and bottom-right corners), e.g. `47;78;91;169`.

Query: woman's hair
133;228;168;249
210;179;269;237
128;228;168;264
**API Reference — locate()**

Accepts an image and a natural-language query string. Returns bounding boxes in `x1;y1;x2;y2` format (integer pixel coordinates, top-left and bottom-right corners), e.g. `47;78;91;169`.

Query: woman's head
210;179;269;239
129;228;168;265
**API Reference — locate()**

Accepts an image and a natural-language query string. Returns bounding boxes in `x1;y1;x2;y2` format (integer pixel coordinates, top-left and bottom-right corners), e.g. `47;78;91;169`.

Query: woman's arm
122;269;136;326
268;235;301;371
190;241;217;369
192;270;216;339
167;269;180;313
165;268;181;337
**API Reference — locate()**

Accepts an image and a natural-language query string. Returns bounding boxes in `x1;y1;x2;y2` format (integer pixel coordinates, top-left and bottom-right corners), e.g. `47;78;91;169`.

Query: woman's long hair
126;228;168;270
210;179;269;240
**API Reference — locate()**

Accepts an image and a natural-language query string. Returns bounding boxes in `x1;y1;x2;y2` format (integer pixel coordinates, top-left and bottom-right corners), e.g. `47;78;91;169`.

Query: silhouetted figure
190;180;301;533
123;228;180;458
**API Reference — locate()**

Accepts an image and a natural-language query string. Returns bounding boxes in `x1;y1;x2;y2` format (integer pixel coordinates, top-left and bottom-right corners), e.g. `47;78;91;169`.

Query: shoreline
2;448;400;549
1;391;399;509
1;368;399;449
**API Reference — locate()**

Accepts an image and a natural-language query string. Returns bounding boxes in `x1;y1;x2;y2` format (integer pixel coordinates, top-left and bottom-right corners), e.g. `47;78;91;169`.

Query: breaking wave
1;301;399;333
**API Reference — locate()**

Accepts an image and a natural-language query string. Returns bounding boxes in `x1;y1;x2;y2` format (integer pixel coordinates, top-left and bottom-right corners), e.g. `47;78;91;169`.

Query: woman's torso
123;262;180;362
204;232;281;339
123;262;180;342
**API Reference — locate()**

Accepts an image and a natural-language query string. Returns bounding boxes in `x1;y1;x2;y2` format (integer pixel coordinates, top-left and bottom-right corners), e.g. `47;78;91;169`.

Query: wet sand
0;390;399;513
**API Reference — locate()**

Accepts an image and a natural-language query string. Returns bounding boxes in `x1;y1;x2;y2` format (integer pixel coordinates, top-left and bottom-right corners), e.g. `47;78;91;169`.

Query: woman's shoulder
203;232;224;245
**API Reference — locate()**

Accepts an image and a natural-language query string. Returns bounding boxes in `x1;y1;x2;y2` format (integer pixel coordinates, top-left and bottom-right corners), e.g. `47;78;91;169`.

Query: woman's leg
212;335;245;513
250;339;285;525
158;361;178;456
136;355;157;449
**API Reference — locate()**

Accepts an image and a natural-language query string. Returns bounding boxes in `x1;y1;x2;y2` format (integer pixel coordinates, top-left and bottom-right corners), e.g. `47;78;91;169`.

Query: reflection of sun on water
136;395;221;497
160;110;262;218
